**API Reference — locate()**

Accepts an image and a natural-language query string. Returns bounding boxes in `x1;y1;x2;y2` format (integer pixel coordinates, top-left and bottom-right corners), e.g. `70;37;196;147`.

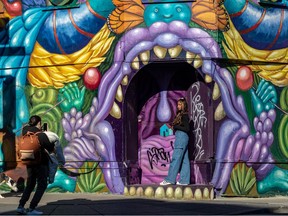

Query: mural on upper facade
0;0;287;198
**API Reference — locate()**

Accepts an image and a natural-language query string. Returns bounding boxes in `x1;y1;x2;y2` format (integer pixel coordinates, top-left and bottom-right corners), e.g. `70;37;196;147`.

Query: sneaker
27;209;43;215
176;181;188;186
16;206;27;215
159;180;172;185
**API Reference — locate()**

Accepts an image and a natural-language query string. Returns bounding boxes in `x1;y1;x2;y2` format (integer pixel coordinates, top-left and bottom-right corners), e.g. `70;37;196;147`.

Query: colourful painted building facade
0;0;287;198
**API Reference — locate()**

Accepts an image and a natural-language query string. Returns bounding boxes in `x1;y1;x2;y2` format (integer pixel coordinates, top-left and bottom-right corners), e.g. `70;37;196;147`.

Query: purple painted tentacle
90;71;125;129
87;121;124;193
226;125;250;160
62;118;72;137
234;139;245;161
241;135;255;161
216;125;249;192
214;71;246;125
256;155;275;180
98;62;122;106
63;137;100;172
237;95;250;124
211;120;240;187
80;98;97;130
219;68;249;125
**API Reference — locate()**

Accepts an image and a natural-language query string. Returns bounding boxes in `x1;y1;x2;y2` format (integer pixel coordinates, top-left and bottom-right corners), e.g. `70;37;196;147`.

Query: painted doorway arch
123;62;209;185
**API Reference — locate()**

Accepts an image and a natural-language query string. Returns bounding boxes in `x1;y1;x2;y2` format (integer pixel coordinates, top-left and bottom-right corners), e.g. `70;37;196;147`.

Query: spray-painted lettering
147;147;171;169
189;82;207;160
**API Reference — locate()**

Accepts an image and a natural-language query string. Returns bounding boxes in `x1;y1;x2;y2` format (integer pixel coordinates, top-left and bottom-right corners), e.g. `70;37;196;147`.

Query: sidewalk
1;192;288;215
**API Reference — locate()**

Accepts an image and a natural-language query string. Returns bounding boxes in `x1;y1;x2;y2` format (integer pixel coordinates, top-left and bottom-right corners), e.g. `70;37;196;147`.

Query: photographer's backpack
18;132;42;165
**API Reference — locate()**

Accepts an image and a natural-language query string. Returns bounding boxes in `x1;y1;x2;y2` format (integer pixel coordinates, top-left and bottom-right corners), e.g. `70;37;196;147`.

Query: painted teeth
132;57;140;70
205;75;213;83
193;55;203;68
131;47;204;69
121;75;128;85
213;83;221;100
186;52;196;64
154;46;167;59
168;45;182;58
110;101;121;119
139;51;150;65
214;101;226;121
116;85;123;102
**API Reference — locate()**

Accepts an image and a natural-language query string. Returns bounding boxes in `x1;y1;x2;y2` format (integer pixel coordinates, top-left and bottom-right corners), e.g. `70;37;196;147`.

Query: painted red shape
83;67;101;90
236;66;254;91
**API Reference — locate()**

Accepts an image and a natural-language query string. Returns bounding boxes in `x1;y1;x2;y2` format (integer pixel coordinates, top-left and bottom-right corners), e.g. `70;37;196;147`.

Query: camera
42;123;48;131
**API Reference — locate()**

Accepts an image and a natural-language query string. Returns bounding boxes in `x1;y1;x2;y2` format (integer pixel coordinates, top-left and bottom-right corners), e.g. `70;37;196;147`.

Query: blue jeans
165;130;190;184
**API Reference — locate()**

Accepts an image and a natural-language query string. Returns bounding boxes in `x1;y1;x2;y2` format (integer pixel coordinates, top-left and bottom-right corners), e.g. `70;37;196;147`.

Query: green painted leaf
94;183;106;192
244;167;253;187
232;167;241;195
94;170;102;186
241;163;245;191
244;177;256;194
229;177;237;194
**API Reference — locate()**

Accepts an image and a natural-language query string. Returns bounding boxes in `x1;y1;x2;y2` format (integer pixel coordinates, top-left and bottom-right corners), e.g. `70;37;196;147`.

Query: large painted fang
213;83;221;100
168;45;182;58
110;101;121;119
186;52;196;64
116;85;123;102
205;75;213;83
132;56;140;70
214;101;226;121
140;51;150;65
121;75;128;86
193;55;202;68
153;46;167;59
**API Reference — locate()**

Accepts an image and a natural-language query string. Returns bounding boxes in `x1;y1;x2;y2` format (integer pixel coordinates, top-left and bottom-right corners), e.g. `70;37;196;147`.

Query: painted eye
176;7;182;13
154;7;159;13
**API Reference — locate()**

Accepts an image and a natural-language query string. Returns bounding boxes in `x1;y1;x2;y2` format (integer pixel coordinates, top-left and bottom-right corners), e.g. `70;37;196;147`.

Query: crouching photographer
17;115;56;215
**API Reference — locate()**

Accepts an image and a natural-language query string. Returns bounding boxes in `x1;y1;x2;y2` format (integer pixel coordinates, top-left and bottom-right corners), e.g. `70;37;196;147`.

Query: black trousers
19;164;48;209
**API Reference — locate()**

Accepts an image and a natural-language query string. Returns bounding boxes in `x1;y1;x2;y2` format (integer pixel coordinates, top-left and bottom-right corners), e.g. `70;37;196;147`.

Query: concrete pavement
0;192;288;215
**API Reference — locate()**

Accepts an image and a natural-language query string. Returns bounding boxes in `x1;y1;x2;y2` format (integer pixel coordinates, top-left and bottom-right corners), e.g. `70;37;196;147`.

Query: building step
124;184;214;200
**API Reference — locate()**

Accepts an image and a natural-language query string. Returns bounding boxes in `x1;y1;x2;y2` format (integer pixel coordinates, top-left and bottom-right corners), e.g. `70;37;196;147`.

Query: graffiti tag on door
147;147;171;169
189;82;207;160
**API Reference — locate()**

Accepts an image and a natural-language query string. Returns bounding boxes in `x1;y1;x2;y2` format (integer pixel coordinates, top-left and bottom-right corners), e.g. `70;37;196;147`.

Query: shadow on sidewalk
0;197;281;215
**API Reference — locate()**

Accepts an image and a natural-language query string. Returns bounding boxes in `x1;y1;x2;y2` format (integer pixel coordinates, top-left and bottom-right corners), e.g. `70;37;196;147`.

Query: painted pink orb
83;67;101;90
236;66;254;91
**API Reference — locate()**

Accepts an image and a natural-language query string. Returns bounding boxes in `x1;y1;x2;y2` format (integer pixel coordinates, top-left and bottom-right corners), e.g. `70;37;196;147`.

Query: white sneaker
27;209;43;215
176;181;188;186
159;180;172;185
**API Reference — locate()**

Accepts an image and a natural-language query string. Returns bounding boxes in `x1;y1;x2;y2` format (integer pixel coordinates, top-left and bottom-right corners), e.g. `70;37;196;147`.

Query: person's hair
28;115;41;127
172;97;188;126
178;97;188;113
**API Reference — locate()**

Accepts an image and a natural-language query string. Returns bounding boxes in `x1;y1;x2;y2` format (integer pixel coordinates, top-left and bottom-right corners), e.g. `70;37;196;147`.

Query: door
186;81;214;184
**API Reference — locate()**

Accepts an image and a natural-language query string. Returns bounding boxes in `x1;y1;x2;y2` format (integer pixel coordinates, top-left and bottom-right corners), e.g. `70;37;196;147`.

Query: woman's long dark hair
28;115;41;127
172;97;188;126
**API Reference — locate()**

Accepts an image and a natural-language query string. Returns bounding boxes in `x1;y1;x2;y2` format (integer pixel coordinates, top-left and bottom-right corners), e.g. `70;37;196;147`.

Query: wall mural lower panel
0;0;287;198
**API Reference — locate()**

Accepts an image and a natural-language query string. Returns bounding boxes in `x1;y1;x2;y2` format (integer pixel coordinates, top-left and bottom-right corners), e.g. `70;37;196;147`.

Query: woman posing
160;97;190;186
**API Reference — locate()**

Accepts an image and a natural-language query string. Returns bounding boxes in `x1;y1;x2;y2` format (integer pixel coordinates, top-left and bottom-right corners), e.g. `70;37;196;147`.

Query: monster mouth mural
0;0;286;199
72;20;274;195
